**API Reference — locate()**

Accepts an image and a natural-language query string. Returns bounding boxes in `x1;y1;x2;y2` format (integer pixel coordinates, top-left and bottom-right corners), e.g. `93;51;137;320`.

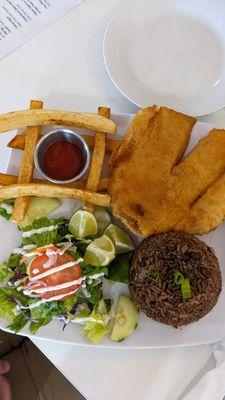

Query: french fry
0;173;109;191
7;135;25;150
11;100;43;222
7;133;121;153
0;109;116;134
85;107;110;212
0;183;111;207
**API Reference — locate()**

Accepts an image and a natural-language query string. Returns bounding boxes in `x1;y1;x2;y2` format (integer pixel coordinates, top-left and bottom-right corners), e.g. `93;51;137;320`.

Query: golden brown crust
109;106;196;236
109;106;225;237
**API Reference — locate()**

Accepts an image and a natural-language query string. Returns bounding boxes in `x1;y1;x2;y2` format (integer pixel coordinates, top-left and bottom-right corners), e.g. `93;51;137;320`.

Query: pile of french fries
0;100;121;223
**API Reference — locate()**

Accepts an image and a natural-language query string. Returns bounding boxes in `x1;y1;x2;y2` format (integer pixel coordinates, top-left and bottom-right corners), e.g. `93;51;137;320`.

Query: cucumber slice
18;197;60;229
111;296;139;342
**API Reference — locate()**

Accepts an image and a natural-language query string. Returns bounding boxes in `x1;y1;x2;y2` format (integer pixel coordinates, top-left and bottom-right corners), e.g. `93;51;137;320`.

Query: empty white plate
104;0;225;116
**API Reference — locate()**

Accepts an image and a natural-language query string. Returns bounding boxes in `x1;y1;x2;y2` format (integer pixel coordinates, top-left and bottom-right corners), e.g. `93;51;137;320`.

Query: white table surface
1;1;225;399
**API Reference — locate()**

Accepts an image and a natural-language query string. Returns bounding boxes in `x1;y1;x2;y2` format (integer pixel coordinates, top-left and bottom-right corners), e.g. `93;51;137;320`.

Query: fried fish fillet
108;106;196;236
109;105;225;237
169;129;225;207
175;172;225;234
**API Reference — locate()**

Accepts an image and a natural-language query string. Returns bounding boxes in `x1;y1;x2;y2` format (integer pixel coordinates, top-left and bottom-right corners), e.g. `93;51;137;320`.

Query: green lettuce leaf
20;217;69;247
29;300;64;334
80;262;108;278
83;323;109;344
0;253;22;282
0;287;28;321
81;300;113;344
62;291;85;313
107;254;130;283
0;199;14;220
69;303;90;319
87;285;103;307
7;314;27;333
29;300;64;320
29;315;52;335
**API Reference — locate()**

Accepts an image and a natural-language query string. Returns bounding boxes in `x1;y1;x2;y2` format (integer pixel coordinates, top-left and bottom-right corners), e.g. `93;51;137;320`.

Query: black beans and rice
129;231;222;328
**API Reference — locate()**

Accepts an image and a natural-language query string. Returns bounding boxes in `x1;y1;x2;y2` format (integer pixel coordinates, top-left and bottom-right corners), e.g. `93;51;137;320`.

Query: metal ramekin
34;128;90;184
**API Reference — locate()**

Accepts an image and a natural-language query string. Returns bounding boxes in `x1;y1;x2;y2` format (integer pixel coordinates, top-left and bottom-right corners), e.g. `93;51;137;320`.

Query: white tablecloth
1;0;225;399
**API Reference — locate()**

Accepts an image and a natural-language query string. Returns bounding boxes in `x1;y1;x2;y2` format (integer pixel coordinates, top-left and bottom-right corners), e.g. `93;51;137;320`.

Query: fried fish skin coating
169;129;225;207
109;106;196;237
175;173;225;234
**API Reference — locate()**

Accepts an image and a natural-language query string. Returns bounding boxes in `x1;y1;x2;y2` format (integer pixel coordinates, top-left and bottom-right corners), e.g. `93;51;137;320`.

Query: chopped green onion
181;277;192;300
174;271;183;285
149;271;160;282
168;270;192;301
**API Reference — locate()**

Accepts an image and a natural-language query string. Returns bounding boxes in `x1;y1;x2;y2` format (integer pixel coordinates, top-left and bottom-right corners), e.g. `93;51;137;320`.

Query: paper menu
0;0;83;60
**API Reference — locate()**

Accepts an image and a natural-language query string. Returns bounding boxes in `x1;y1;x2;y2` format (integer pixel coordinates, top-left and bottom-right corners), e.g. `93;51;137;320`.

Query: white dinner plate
0;113;225;348
104;0;225;116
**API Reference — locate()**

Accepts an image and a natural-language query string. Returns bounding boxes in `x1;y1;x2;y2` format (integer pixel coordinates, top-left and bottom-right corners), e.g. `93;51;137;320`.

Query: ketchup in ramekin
34;129;90;184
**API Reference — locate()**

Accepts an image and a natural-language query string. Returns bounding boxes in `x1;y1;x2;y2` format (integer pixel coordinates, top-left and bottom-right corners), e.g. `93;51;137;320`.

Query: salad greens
107;254;130;283
20;217;68;247
0;199;14;220
0;210;134;344
0;253;22;282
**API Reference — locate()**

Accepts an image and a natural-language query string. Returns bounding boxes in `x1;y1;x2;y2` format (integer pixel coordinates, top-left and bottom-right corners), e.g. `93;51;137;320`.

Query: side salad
0;197;139;344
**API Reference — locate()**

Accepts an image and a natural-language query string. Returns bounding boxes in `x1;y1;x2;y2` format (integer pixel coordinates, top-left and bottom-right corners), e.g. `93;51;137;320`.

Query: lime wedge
94;207;111;234
84;235;115;266
69;210;97;239
104;224;134;254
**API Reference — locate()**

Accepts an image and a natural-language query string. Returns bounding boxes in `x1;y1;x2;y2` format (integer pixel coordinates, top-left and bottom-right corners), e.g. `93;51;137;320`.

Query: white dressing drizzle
21;244;104;302
33;268;39;275
22;225;58;238
43;288;80;302
29;261;77;282
12;248;26;255
12;244;37;255
24;277;83;295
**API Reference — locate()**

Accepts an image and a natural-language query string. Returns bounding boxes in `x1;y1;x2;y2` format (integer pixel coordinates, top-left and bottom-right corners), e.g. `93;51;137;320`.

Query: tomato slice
20;244;56;265
26;246;82;301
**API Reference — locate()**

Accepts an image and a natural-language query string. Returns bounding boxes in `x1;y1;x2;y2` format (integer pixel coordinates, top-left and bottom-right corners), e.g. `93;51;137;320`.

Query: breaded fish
175;173;225;234
169;129;225;207
108;106;196;237
109;106;225;237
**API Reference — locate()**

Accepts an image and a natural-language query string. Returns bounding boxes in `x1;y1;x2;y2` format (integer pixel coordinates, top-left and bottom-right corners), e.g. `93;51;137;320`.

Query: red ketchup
44;141;84;181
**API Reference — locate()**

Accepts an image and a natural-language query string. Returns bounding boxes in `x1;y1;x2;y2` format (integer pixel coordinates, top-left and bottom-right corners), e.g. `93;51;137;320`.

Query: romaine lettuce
20;217;69;247
29;300;64;334
0;199;14;220
0;287;28;321
82;323;109;344
7;314;27;333
0;253;26;283
71;299;113;344
107;254;130;283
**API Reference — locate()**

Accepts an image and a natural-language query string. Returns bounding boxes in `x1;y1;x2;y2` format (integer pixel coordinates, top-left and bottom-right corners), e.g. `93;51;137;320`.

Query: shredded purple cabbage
9;270;27;283
58;312;69;331
70;299;87;315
